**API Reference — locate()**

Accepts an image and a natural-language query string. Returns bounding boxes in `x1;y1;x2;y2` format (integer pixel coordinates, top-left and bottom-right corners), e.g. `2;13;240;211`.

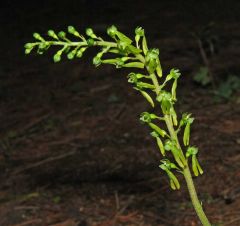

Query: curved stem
165;115;211;226
149;72;211;226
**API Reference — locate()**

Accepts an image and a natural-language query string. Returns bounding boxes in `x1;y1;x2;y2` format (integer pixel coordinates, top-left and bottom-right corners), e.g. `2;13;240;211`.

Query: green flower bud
25;48;32;54
127;73;138;84
186;146;198;158
160;159;173;170
58;31;66;39
164;140;172;151
180;113;194;126
76;50;83;58
118;41;128;51
33;32;44;41
67;48;78;60
68;26;81;37
135;26;145;36
67;52;74;60
48;30;58;39
146;48;159;62
87;38;95;46
76;47;87;58
93;56;101;67
53;53;61;63
152;48;159;55
107;25;117;37
140;112;151;123
170;68;181;79
145;49;160;73
86;28;93;36
86;28;97;39
24;43;34;49
156;91;172;103
150;131;159;138
68;26;76;34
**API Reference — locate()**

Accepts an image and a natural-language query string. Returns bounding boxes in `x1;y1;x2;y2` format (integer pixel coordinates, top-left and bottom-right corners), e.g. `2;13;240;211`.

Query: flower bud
170;68;181;79
135;26;144;36
58;31;66;39
118;41;128;51
107;25;117;37
25;48;32;54
186;146;198;158
68;26;80;37
53;51;62;63
76;50;83;58
164;140;172;151
68;26;76;34
33;32;44;41
67;52;74;60
127;72;138;84
156;91;172;103
150;131;159;138
87;38;95;46
48;30;58;39
93;56;101;67
67;49;77;60
76;47;87;58
140;112;151;123
86;28;93;36
24;43;34;49
146;49;159;62
86;28;97;39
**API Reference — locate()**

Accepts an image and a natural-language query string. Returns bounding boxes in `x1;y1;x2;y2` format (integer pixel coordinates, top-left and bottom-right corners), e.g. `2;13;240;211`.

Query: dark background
0;1;240;225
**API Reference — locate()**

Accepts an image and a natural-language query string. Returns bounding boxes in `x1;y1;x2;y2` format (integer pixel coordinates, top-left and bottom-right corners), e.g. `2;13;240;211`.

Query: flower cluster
25;25;203;190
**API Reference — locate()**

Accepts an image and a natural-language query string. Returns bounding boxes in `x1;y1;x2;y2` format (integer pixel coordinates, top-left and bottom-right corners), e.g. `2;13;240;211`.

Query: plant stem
150;72;211;226
165;116;211;226
183;166;211;226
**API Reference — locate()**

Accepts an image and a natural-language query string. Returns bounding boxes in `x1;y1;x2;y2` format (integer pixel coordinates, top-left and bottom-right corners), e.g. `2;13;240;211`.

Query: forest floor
0;0;240;225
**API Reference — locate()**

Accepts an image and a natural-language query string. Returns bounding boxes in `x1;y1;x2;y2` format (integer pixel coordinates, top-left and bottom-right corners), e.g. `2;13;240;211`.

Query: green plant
215;75;240;100
25;25;212;226
193;24;240;101
194;66;211;86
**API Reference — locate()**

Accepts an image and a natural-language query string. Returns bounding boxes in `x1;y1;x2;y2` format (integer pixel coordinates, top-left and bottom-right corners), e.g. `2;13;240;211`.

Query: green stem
149;72;211;226
165;115;211;226
34;40;118;48
183;167;211;226
150;73;161;94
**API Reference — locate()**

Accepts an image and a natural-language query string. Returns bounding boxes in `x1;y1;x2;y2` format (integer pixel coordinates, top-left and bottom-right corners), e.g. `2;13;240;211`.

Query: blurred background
0;0;240;225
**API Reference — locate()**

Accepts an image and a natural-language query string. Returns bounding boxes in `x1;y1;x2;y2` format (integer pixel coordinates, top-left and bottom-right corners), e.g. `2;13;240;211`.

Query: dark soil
0;1;240;225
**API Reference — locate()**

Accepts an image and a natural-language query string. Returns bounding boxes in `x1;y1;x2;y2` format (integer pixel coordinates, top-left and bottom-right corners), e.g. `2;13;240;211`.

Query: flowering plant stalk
25;25;212;226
